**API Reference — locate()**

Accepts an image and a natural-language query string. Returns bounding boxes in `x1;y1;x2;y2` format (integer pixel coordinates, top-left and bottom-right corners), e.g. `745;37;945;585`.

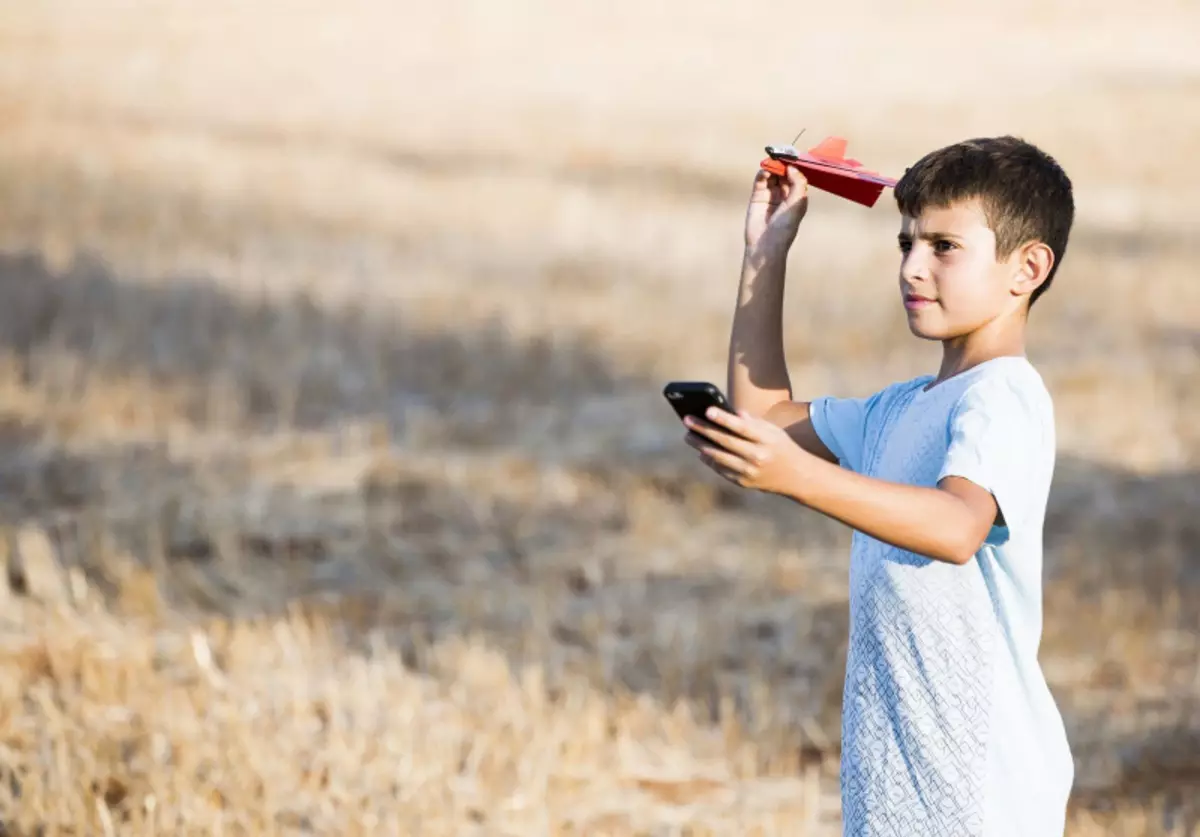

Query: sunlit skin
897;198;1055;383
685;171;1058;565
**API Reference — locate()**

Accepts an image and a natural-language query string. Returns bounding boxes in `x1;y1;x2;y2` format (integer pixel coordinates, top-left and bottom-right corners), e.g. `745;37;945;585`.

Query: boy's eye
898;240;912;253
934;239;958;253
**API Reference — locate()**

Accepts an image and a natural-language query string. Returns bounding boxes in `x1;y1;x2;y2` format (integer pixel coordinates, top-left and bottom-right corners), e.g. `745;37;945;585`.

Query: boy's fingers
692;440;751;484
710;463;745;484
695;436;756;473
698;444;750;476
751;168;778;196
779;167;808;204
685;416;758;459
702;408;763;442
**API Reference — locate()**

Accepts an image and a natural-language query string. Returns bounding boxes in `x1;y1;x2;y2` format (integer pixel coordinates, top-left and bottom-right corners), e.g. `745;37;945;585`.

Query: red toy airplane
760;136;898;208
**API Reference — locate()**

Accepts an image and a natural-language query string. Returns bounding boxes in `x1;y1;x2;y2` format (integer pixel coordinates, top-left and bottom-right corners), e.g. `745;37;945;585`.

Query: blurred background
0;1;1197;834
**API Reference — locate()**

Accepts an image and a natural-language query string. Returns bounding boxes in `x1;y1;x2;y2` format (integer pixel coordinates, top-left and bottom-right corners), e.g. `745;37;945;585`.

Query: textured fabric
809;356;1074;837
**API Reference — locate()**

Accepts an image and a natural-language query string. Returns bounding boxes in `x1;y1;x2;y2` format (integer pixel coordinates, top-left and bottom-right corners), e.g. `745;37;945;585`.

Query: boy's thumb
785;167;809;204
786;166;809;191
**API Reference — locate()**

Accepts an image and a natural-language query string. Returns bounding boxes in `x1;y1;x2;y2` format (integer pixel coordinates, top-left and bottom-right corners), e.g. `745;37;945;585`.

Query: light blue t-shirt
809;356;1074;837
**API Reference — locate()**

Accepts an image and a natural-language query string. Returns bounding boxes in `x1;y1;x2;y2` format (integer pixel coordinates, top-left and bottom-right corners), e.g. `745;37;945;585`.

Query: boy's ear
1009;240;1054;300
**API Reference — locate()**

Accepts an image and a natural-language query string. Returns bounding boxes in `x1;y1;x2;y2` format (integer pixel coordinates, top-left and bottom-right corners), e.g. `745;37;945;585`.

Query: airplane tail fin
809;137;848;160
810;136;862;167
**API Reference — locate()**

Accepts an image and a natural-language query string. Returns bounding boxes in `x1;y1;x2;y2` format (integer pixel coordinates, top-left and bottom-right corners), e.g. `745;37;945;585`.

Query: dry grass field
0;1;1198;834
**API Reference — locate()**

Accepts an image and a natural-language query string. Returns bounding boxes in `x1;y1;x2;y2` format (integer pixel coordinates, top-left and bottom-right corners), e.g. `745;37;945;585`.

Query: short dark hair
894;136;1074;308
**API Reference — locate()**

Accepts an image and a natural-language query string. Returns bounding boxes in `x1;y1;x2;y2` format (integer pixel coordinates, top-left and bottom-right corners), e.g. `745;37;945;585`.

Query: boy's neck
934;316;1028;385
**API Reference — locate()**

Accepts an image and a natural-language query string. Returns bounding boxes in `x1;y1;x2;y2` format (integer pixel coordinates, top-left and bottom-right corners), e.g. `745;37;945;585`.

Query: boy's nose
900;252;931;283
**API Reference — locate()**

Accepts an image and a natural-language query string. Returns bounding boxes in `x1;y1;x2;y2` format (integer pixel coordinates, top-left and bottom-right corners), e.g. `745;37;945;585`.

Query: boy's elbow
943;525;987;565
934;480;996;565
731;394;787;420
943;544;976;566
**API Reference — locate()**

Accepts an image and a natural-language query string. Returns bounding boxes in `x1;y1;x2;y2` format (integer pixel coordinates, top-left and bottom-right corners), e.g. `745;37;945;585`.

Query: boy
682;136;1076;836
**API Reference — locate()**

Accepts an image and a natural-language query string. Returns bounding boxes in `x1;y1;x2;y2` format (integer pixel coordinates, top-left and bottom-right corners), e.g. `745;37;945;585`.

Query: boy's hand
745;165;809;251
683;407;812;496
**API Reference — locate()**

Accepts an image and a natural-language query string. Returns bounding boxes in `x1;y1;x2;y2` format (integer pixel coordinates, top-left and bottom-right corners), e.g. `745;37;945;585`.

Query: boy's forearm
778;455;981;565
727;239;795;416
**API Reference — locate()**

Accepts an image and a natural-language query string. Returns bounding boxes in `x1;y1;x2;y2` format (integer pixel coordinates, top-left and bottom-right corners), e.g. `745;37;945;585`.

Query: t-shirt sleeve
937;372;1053;535
808;389;883;474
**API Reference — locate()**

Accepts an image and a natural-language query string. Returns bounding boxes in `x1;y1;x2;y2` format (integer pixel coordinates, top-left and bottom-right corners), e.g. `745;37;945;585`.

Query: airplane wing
759;154;897;207
759;136;897;207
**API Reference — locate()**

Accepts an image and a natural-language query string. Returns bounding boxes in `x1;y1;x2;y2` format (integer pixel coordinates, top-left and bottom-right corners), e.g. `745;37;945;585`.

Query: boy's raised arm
728;239;791;414
727;166;836;463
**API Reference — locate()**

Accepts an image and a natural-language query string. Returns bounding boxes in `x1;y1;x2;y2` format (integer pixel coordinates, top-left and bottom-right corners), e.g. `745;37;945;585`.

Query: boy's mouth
903;292;936;310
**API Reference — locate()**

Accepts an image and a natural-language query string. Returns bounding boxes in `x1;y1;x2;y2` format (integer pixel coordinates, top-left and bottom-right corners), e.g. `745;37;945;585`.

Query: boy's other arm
726;166;837;464
686;409;999;565
783;458;1001;565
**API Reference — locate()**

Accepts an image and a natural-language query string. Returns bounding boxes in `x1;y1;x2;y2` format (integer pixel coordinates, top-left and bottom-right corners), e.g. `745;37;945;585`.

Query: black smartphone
662;381;735;425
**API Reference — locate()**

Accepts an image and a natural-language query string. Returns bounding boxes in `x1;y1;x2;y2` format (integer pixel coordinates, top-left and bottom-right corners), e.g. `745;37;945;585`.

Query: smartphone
662;381;735;425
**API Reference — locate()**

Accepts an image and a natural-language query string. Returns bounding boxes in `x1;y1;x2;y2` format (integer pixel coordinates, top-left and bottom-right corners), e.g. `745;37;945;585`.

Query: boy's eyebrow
897;231;964;241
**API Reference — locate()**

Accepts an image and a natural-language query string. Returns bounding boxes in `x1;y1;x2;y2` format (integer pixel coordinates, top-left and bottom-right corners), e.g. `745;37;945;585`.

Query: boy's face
897;198;1027;340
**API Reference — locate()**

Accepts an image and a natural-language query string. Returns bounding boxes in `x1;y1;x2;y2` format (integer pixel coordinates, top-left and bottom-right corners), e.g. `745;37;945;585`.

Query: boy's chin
904;316;950;341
